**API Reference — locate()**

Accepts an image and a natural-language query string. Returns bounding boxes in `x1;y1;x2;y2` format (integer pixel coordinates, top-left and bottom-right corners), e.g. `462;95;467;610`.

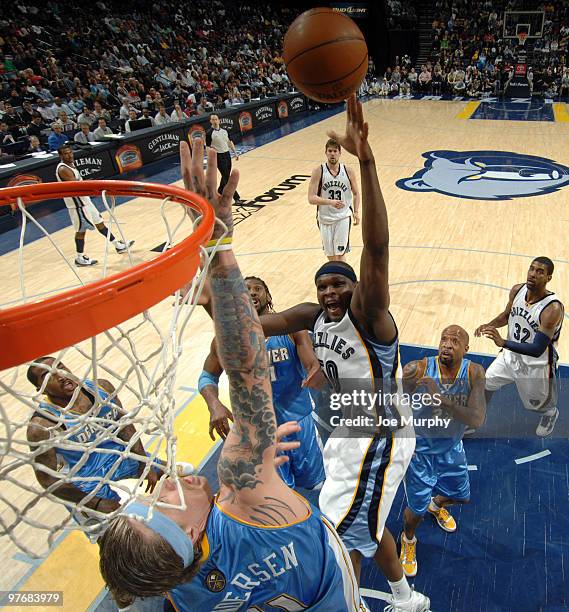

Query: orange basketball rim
0;180;215;370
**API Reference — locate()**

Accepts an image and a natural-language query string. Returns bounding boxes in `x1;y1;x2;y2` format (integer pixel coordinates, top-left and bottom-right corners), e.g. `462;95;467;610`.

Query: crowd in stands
0;0;299;160
386;0;418;30
379;1;569;99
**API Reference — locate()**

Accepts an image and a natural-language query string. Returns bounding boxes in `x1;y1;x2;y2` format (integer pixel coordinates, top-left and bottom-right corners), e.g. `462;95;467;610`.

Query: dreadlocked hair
245;276;274;311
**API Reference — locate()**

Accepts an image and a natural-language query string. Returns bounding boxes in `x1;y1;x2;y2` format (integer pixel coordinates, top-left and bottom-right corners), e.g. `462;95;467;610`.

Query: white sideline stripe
468;465;478;471
515;449;551;465
360;588;391;602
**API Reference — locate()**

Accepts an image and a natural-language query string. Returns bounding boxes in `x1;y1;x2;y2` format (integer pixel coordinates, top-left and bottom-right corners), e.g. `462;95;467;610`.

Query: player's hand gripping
480;326;506;347
208;399;234;441
180;140;239;239
327;94;373;162
274;421;301;468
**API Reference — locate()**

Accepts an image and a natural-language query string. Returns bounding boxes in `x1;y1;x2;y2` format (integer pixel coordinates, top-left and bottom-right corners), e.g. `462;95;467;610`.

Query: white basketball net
0;188;225;558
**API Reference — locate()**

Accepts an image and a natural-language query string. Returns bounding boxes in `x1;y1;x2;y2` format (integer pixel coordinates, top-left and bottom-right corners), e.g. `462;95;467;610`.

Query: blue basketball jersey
266;335;313;423
413;357;472;454
37;380;128;481
167;498;365;611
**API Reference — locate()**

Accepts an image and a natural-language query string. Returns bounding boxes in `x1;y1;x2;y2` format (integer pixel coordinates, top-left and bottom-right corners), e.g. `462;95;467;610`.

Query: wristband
204;236;233;255
198;370;220;392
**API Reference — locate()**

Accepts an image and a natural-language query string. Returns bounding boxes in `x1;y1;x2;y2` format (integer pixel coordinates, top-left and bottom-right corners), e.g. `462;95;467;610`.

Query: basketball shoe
75;254;98;266
114;239;135;254
384;589;430;612
536;407;559;437
399;534;418;577
428;499;457;532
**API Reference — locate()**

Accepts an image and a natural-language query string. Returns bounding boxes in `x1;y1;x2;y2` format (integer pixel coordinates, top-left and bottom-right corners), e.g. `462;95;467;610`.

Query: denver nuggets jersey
312;308;400;425
167;499;365;611
266;335;312;423
317;163;353;224
507;284;563;366
414;356;471;454
37;380;126;483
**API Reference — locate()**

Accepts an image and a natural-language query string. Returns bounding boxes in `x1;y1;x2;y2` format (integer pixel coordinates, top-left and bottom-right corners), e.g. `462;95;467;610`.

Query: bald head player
399;325;486;578
260;95;429;612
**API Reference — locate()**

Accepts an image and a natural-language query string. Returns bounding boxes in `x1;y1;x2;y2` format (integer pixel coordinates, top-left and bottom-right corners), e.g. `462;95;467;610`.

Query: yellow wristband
204;237;232;249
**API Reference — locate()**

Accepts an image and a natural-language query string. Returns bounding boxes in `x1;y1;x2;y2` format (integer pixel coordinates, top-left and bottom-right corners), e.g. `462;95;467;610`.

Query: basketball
283;8;368;104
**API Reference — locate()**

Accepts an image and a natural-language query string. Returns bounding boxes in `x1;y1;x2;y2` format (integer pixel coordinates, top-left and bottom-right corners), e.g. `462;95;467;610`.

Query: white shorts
319;217;351;256
319;425;415;557
485;349;558;412
65;196;103;232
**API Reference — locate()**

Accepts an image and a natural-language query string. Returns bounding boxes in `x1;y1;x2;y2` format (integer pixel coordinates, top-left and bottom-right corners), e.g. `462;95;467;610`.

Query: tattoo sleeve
209;264;277;492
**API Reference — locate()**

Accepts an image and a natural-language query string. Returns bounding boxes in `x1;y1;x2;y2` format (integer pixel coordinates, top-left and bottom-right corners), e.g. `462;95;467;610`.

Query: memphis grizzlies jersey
507;284;563;366
414;356;471;454
317;163;353;224
167;499;366;611
312;307;400;424
37;380;124;476
266;335;312;423
56;161;92;210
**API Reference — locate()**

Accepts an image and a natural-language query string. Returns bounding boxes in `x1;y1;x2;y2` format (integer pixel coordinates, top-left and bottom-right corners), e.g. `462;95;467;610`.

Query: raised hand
180;140;239;239
326;94;372;162
481;326;506;347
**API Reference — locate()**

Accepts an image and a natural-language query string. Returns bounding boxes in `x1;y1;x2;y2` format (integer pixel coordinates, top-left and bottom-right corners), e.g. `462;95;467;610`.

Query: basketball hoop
0;180;214;370
0;179;224;558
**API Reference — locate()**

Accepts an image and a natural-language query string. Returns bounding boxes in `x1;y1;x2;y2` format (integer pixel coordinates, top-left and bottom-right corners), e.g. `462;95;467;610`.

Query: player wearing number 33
475;257;564;437
308;137;360;262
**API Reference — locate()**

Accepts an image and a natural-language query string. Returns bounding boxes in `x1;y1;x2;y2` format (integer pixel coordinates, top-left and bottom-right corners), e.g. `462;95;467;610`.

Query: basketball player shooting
308;138;360;262
98;139;366;611
259;95;430;612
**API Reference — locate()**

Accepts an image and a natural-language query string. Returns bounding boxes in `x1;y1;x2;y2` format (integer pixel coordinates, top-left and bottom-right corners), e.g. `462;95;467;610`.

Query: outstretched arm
329;95;396;342
180;140;292;516
259;303;321;337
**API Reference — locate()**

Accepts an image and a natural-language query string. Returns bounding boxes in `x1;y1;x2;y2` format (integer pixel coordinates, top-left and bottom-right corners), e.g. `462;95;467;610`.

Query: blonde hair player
308;137;360;262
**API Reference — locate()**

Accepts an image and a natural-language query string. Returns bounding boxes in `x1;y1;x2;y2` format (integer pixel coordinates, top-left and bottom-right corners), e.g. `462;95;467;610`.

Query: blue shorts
405;441;470;516
74;455;158;501
277;413;325;490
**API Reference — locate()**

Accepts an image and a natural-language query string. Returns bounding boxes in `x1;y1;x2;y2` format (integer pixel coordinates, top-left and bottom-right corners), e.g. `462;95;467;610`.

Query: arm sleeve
504;331;550;357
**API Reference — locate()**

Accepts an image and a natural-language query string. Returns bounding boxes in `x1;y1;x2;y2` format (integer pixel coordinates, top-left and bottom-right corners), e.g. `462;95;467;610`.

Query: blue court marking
471;100;555;122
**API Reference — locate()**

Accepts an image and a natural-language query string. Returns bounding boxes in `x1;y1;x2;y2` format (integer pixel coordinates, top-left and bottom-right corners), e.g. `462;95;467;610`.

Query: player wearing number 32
99;140;367;611
475;257;564;437
309;137;360;262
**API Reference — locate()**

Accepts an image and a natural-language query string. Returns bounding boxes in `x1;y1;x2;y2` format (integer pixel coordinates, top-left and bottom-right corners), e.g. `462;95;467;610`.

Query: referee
206;114;241;203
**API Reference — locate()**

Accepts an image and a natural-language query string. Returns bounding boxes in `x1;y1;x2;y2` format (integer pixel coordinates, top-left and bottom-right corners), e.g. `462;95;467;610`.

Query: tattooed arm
180;141;308;524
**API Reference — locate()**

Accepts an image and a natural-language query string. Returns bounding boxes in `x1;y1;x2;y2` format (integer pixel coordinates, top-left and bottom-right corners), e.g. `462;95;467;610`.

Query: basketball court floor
0;97;568;611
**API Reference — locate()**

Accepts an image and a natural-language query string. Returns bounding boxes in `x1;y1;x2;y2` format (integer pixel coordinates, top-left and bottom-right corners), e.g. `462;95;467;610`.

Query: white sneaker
536;408;559;437
115;239;135;254
384;590;430;612
75;254;98;266
175;462;195;477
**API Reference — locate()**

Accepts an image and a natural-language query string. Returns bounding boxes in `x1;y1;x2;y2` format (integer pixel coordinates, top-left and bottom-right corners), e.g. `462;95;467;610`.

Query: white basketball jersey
317;163;353;224
56;162;92;210
312;308;400;425
507;284;563;366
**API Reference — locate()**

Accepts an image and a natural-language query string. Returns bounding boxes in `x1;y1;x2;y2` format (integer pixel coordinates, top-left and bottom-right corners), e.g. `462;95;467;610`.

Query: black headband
314;263;357;283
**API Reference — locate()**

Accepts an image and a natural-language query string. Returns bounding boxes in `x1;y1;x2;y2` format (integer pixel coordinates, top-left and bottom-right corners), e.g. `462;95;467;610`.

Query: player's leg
69;202;98;266
93;215;134;254
217;151;240;202
401;451;436;577
330;216;351;262
516;361;559;437
428;442;470;532
319;222;337;261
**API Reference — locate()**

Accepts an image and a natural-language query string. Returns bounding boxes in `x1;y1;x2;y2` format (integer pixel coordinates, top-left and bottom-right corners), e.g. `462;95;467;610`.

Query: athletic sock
430;498;441;511
543;406;558;417
97;226;116;242
388;575;412;602
402;533;416;544
75;237;85;255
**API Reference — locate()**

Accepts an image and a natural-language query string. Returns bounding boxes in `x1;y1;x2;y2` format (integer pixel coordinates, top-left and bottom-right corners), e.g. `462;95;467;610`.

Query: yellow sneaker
399;534;418;577
428;501;457;532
